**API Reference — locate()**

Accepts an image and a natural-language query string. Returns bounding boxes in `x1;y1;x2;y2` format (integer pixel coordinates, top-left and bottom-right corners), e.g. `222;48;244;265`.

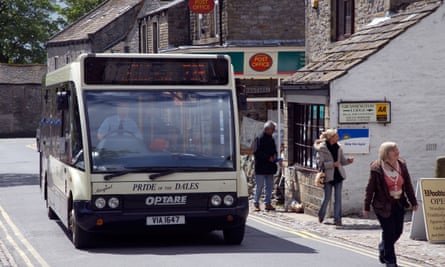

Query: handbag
315;171;326;188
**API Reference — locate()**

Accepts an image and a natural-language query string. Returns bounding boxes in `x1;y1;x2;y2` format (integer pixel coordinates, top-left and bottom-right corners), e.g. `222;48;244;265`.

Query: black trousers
376;200;405;265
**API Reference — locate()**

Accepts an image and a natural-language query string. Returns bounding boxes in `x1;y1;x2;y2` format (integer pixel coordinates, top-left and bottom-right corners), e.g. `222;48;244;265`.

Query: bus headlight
95;197;106;209
108;197;120;209
223;195;235;206
210;195;222;207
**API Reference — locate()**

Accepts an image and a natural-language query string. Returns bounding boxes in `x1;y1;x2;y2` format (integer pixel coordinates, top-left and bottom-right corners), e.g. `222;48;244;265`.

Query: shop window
334;0;354;41
290;104;325;168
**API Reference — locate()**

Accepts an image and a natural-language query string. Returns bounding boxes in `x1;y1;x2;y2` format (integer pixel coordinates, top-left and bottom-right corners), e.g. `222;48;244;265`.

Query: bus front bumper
73;197;249;233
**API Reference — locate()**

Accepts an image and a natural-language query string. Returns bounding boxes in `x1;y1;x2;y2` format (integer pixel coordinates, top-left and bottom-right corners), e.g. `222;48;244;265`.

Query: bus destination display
84;57;229;85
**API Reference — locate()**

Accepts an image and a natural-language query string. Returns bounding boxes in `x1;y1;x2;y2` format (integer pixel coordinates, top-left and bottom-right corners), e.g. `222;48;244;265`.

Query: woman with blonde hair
314;128;354;226
364;142;418;267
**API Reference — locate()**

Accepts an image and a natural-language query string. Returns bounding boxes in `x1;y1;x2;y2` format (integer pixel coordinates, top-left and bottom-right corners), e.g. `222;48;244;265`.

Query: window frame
290;103;325;169
334;0;354;41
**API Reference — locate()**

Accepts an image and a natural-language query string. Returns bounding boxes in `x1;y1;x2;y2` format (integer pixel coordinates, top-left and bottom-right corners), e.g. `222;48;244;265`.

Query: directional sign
338;102;390;123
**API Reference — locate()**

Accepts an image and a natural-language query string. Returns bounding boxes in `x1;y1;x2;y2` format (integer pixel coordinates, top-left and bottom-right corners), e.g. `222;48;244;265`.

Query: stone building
282;0;444;215
46;0;145;72
138;0;306;153
46;0;307;154
0;64;46;137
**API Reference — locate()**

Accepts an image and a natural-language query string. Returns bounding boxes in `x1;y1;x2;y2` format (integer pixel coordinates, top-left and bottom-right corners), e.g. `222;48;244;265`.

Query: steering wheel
102;129;137;139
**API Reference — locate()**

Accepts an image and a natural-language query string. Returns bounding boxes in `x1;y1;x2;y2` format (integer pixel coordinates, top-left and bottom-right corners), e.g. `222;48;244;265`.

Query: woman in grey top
314;129;353;226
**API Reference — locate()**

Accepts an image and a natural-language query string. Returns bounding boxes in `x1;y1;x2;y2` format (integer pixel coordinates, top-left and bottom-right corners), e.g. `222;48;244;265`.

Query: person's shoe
379;250;385;264
335;220;342;226
318;216;324;223
385;264;398;267
253;203;261;212
265;204;276;211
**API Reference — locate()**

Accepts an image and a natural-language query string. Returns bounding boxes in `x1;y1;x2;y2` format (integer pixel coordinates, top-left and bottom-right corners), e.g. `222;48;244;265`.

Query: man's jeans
318;181;343;222
253;174;274;205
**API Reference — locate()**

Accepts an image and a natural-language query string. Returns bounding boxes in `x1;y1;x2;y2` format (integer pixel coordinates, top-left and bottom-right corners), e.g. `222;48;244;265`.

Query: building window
194;1;219;40
210;0;219;38
141;23;148;53
152;22;159;53
291;104;325;168
335;0;354;41
195;14;203;40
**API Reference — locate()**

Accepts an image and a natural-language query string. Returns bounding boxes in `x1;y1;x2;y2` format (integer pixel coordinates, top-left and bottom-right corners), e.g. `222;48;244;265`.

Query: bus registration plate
146;215;185;226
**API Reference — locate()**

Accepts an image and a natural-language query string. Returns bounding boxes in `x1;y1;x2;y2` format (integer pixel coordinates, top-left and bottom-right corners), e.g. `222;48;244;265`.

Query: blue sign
338;128;370;154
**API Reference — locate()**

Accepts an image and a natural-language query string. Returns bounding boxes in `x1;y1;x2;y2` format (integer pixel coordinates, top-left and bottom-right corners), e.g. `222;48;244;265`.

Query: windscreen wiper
103;167;159;181
104;170;132;181
149;169;177;180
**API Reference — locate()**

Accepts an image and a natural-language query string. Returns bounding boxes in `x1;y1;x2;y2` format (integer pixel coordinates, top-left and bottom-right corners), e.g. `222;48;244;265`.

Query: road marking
248;214;422;267
0;204;49;267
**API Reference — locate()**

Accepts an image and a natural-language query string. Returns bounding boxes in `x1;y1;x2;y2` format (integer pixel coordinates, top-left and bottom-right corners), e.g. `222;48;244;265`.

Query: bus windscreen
83;57;229;85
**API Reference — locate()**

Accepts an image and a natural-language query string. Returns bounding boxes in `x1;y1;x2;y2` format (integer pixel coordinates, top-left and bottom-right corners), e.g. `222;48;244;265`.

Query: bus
37;53;248;248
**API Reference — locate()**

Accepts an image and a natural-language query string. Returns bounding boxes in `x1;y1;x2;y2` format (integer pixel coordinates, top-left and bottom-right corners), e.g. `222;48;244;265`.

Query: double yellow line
248;214;423;267
0;204;49;267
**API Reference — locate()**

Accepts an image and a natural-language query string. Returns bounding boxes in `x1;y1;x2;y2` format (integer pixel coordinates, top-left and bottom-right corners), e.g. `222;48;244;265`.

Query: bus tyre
47;205;58;220
69;209;90;249
223;225;245;245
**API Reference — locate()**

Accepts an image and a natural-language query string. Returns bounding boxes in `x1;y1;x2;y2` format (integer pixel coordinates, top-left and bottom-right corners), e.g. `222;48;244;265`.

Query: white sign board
338;102;390;123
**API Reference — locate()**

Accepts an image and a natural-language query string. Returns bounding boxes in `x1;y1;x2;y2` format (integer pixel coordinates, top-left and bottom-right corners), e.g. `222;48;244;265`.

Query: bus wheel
47;205;58;220
223;225;245;245
69;208;90;249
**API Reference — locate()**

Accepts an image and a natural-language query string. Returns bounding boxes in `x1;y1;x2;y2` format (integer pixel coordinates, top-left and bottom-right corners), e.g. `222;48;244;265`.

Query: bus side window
68;84;84;169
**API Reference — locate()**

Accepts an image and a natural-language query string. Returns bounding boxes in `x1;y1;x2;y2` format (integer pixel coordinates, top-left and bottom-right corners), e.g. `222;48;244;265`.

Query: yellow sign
376;103;389;122
420;178;445;243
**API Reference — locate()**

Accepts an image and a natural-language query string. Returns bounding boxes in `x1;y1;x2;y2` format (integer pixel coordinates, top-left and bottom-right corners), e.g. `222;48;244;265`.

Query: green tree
59;0;104;25
0;0;62;64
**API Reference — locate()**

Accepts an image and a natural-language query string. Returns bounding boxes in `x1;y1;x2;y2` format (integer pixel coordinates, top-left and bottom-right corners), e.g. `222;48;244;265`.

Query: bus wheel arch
68;194;90;249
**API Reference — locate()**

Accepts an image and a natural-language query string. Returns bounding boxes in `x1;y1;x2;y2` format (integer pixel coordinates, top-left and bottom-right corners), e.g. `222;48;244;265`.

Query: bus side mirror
56;91;69;110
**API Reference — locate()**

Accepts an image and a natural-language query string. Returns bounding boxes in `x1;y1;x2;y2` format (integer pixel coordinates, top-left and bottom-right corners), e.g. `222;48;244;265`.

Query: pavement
250;204;445;267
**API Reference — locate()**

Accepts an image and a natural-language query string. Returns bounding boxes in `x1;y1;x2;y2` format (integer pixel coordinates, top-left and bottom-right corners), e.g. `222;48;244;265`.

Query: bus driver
97;101;142;140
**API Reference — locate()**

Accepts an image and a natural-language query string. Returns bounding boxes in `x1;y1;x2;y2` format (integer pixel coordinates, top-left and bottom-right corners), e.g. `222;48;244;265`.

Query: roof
47;0;143;45
283;0;442;86
0;64;46;84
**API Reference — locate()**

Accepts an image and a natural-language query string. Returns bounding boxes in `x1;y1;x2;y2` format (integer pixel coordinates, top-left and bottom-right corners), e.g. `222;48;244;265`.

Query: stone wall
167;2;190;47
226;0;305;41
0;64;46;137
281;163;323;215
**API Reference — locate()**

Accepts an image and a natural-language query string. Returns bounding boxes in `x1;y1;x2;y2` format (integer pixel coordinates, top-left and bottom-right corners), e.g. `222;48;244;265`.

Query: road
0;138;383;267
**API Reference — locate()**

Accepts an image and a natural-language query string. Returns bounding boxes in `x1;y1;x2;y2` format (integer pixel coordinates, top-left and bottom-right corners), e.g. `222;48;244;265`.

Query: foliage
0;0;104;64
0;0;62;64
58;0;104;25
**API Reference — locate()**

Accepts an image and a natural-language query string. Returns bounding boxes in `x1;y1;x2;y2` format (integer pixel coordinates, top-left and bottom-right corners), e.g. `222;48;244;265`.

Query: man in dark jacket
253;120;278;211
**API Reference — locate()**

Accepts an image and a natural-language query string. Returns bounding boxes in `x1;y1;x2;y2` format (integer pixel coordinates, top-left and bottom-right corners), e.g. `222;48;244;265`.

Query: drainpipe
219;0;223;46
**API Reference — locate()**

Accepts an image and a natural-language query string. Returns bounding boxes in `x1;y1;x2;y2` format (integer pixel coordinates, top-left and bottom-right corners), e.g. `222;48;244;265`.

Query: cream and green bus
37;53;248;248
